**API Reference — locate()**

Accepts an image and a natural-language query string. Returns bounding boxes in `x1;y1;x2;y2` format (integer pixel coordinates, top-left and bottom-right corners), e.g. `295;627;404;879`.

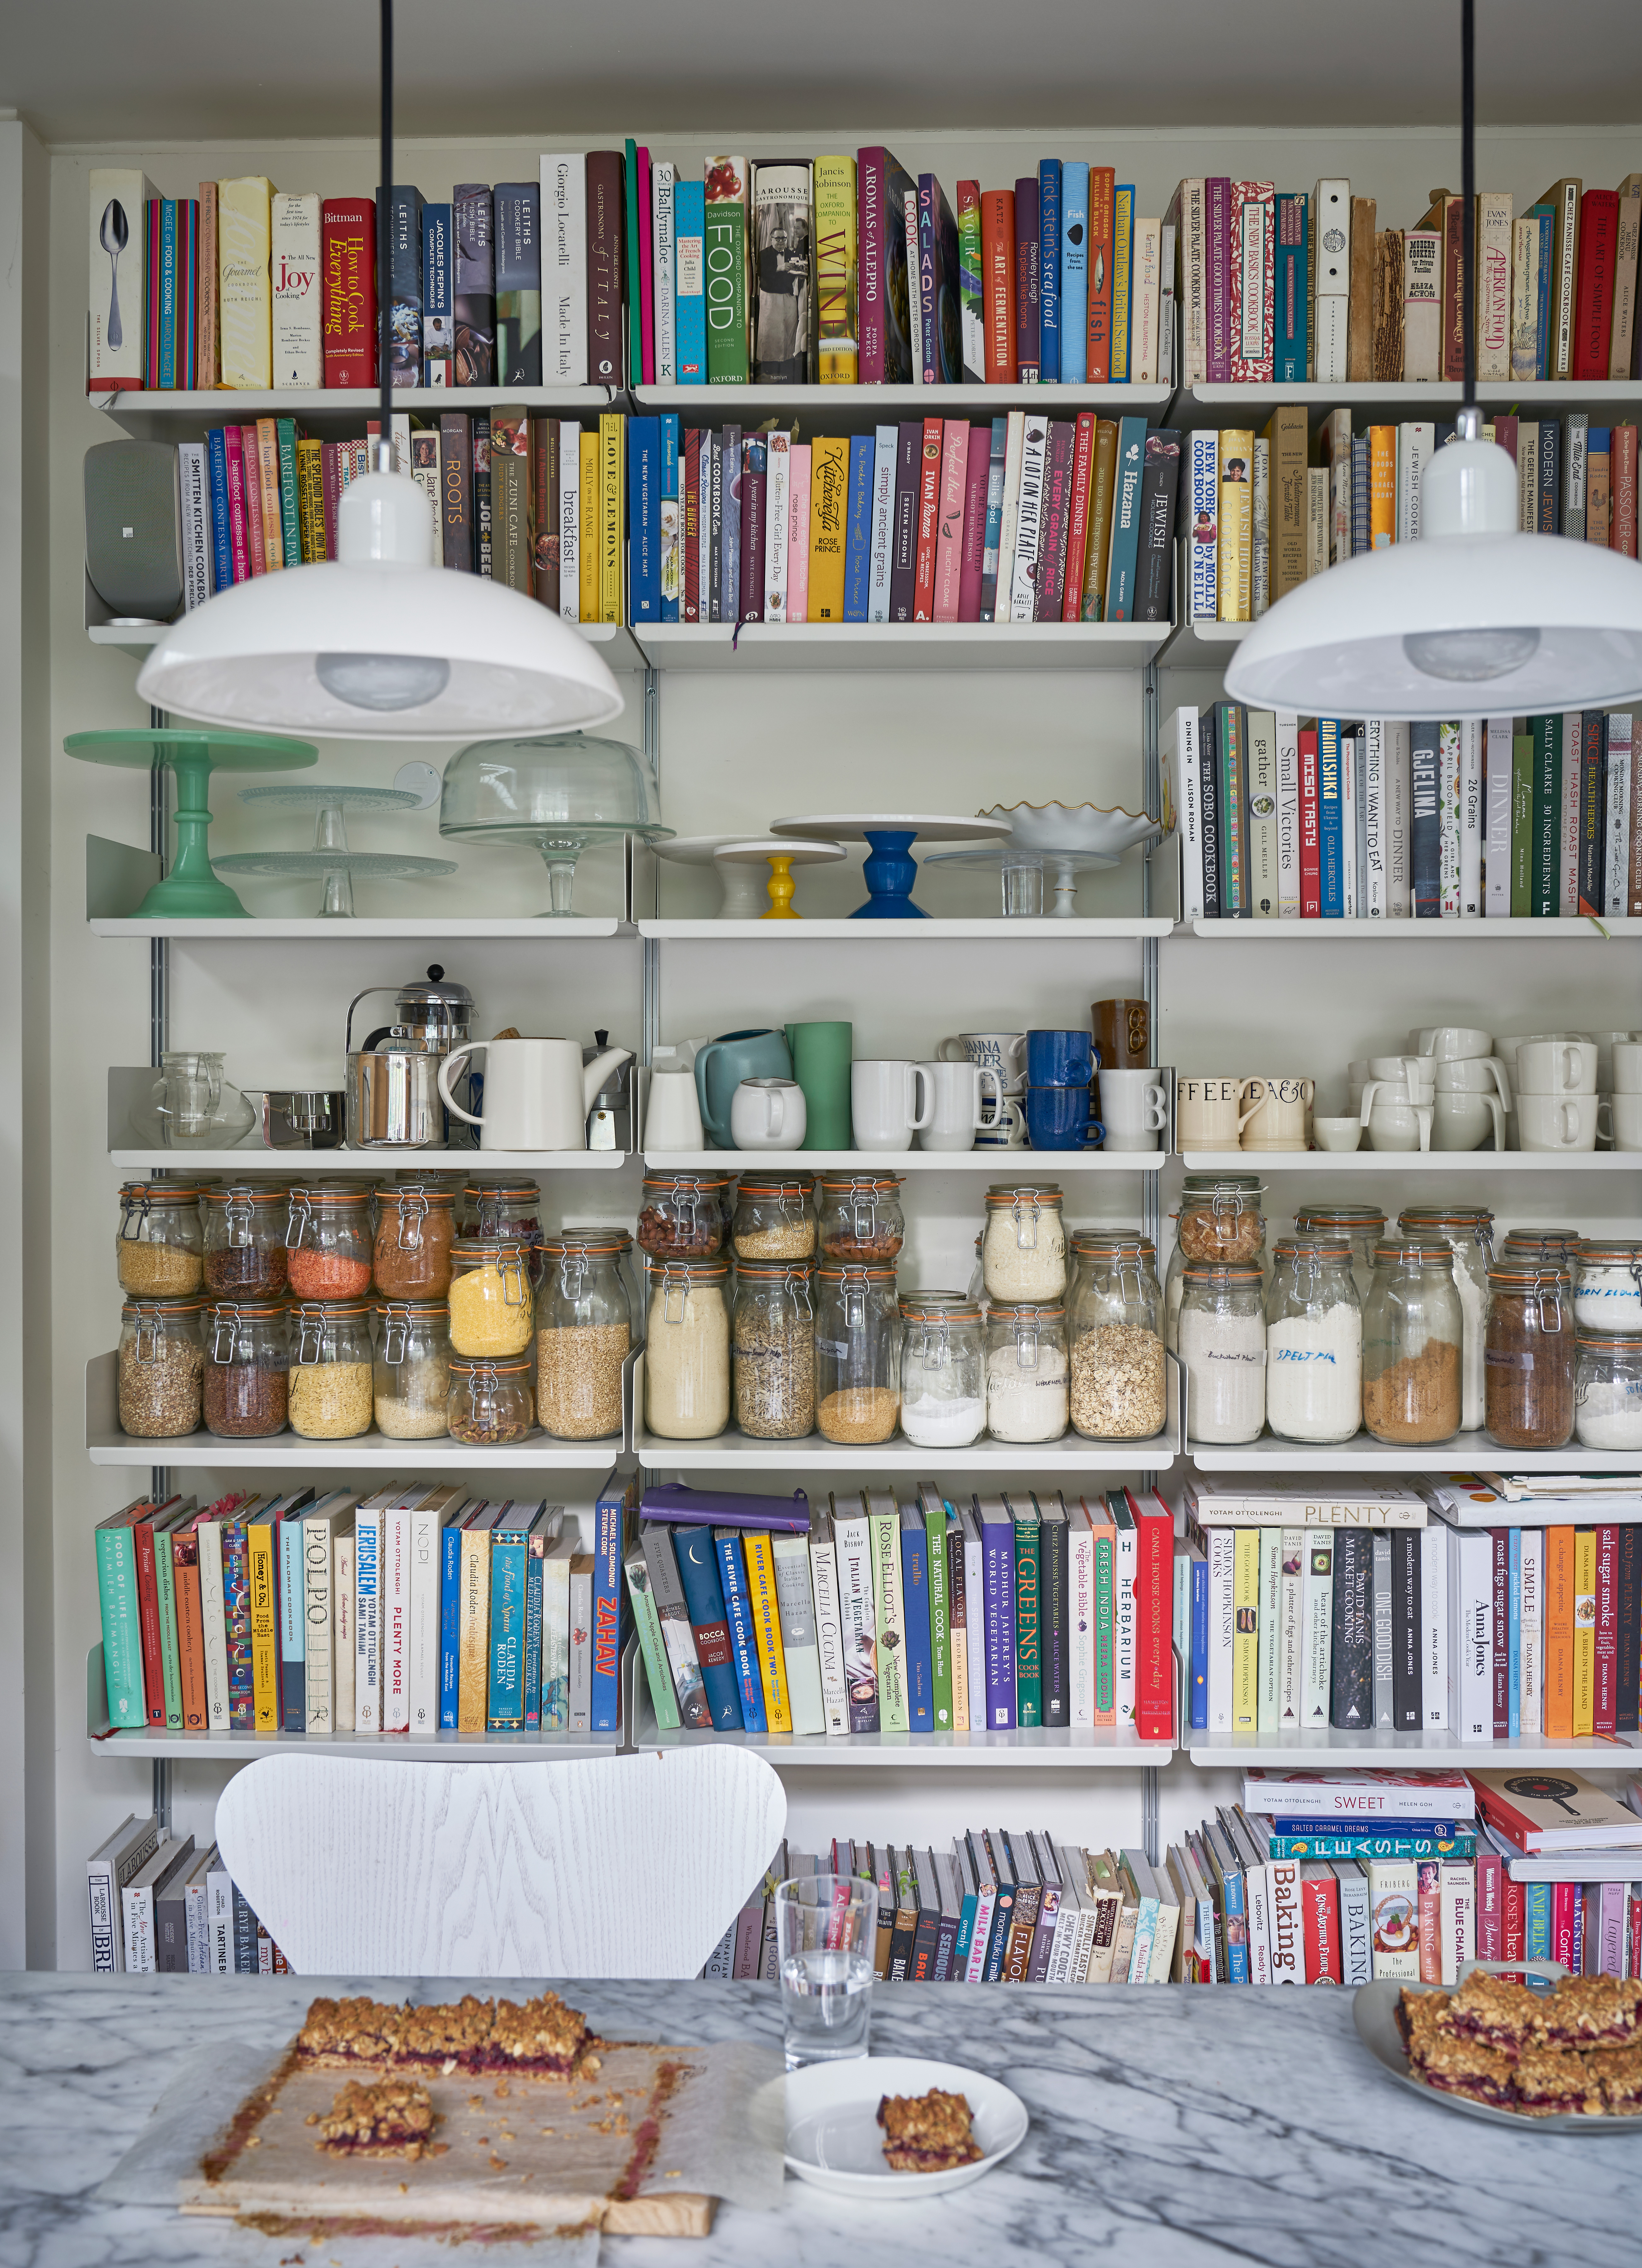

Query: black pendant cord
1461;0;1476;414
377;0;394;466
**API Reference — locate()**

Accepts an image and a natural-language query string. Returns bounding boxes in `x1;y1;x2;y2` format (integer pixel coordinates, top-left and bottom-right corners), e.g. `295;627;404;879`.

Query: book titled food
1243;1768;1476;1821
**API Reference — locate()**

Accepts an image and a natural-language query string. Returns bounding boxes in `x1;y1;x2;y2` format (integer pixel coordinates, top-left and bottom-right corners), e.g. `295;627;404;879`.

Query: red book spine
682;430;701;621
1442;198;1466;382
1618;426;1640;557
1476;1850;1502;1960
932;420;969;622
911;417;943;621
1552;1880;1578;1969
1493;413;1518;465
1299;726;1322;916
320;197;377;387
1503;1876;1526;1980
1574;190;1621;382
1062;412;1096;622
957;429;988;623
1132;1491;1175;1742
146;199;161;388
1417;1859;1442;1982
1490;1527;1510;1740
1631;1891;1642;1981
134;1517;166;1728
223;426;251;583
1302;1869;1342;1983
981;191;1016;382
1087;168;1116;381
739;446;765;624
1596;1522;1619;1735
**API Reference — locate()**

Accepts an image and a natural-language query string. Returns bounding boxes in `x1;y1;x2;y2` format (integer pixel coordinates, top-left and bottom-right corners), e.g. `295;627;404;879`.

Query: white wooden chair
214;1748;787;1978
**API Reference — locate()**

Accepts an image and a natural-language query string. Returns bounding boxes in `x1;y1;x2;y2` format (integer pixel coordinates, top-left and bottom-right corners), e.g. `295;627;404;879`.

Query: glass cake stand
439;732;674;915
62;727;318;917
925;844;1122;918
216;783;455;915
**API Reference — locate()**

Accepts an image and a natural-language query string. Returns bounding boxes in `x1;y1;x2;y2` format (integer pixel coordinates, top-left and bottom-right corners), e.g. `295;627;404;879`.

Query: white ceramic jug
438;1038;632;1151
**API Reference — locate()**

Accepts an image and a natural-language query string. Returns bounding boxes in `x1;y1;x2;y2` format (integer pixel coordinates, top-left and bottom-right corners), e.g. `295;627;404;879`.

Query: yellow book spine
297;438;324;562
1218;429;1253;620
1573;1528;1597;1737
247;1521;277;1732
808;434;850;621
1232;1527;1260;1731
458;1528;490;1733
815;156;858;383
742;1535;792;1732
579;430;600;621
600;411;624;625
218;175;274;390
1369;424;1396;548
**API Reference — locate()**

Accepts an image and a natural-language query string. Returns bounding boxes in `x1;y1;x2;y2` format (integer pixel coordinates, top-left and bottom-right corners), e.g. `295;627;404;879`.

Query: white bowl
776;2053;1028;2199
978;801;1163;862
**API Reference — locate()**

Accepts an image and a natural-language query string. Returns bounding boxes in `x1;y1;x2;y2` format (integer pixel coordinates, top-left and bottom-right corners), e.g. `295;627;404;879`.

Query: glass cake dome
438;732;674;915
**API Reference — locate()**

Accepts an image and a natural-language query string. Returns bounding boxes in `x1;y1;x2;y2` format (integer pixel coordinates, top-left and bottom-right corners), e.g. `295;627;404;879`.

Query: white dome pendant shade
1225;408;1642;723
136;464;625;741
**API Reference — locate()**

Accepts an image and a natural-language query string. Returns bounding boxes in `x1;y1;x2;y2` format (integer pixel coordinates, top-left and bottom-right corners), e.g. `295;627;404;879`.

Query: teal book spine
624;138;643;385
1524;1879;1552;1962
1101;415;1148;620
1013;1505;1042;1728
625;1548;681;1732
276;417;301;572
96;1521;146;1728
487;1531;527;1730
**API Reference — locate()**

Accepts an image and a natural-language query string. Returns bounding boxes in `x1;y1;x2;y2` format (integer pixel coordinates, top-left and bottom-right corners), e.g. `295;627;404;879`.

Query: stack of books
93;1473;633;1742
1170;703;1637;922
1181;1477;1642;1743
626;1483;1174;1741
86;1811;285;1975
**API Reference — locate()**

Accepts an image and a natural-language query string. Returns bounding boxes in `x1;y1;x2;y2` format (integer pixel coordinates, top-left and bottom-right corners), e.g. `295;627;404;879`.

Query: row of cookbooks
1186;410;1640;633
624;1483;1173;1739
87;161;1642;399
1185;1475;1642;1744
93;1473;636;1740
1168;703;1639;923
85;1812;285;1976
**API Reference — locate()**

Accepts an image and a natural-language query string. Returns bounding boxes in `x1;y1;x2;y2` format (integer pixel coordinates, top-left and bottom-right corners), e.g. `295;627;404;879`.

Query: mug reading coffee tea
1240;1075;1314;1151
1177;1076;1258;1151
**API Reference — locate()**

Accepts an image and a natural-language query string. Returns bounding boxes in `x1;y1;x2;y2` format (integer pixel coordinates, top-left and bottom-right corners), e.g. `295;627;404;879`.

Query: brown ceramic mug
1093;997;1150;1070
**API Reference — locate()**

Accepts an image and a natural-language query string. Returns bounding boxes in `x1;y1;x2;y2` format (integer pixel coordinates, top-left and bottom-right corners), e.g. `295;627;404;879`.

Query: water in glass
775;1872;877;2070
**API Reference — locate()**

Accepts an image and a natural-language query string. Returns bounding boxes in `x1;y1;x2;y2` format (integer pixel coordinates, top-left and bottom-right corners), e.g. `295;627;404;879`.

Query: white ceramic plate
1353;1976;1642;2133
775;2054;1028;2197
713;838;847;866
978;800;1162;860
770;813;1013;844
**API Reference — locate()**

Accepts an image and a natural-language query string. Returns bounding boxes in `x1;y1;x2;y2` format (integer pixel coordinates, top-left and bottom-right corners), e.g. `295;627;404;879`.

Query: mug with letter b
1096;1067;1168;1153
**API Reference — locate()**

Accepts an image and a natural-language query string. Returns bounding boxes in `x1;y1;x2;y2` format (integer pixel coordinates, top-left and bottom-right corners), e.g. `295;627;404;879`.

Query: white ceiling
6;0;1642;145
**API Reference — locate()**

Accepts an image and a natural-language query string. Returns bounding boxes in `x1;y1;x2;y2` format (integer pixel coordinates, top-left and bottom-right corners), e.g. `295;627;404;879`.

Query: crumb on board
490;2154;508;2170
397;2182;408;2195
468;2095;484;2109
665;2170;682;2179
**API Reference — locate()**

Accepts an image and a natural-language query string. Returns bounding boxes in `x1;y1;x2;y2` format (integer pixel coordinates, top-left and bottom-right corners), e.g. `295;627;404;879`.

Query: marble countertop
3;1972;1639;2268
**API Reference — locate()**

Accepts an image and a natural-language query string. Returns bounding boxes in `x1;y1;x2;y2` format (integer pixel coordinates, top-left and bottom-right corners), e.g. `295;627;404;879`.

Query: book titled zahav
1243;1767;1476;1820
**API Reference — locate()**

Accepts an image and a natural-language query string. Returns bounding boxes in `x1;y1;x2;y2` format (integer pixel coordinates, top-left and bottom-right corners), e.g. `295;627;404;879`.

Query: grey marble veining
2;1972;1638;2268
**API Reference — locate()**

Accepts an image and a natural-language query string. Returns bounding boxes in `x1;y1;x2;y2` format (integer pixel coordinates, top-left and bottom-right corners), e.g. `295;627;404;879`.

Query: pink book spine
1476;1851;1502;1961
957;427;988;622
932;419;969;621
637;146;656;386
223;425;251;583
857;149;886;383
787;444;811;623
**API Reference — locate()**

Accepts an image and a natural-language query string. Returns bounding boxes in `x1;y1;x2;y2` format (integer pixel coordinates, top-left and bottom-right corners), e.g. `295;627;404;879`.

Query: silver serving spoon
100;198;128;349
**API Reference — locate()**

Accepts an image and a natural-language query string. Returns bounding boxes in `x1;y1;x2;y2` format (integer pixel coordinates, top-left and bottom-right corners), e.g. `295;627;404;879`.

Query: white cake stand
713;838;847;919
770;813;1012;919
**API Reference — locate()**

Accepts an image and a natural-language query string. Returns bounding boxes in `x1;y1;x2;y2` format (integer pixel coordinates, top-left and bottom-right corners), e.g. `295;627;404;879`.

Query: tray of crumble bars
1355;1960;1642;2131
156;1988;781;2239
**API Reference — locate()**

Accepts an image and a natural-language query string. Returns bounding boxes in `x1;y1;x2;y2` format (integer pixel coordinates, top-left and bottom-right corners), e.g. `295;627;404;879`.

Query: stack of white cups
1496;1033;1606;1152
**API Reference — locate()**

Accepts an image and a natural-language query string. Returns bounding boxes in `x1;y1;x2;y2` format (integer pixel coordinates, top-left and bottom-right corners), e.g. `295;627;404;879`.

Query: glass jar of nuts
447;1355;535;1445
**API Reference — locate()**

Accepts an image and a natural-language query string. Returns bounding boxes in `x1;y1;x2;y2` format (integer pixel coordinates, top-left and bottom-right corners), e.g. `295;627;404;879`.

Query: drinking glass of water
775;1871;877;2070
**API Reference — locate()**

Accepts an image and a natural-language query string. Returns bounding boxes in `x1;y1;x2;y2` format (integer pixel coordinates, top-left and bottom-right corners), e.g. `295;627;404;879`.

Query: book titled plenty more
93;1471;635;1741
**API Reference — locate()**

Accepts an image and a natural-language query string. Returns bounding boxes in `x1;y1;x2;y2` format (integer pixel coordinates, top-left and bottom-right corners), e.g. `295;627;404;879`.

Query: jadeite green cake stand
64;727;318;917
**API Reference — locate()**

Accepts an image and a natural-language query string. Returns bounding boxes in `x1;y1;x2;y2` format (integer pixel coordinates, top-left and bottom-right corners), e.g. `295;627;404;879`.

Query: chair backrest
214;1748;787;1977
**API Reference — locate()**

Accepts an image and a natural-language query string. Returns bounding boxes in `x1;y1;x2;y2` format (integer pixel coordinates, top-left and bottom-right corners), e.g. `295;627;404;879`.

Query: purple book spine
889;418;921;621
981;1510;1017;1728
918;176;941;383
740;437;766;622
1014;177;1041;381
1206;178;1232;383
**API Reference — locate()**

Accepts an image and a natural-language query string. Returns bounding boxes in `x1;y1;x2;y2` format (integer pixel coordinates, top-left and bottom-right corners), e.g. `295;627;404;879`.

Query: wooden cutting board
180;2044;716;2236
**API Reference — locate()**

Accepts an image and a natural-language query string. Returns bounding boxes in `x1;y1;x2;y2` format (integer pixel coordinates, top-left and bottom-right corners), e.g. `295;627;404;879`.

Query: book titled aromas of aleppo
1242;1768;1476;1820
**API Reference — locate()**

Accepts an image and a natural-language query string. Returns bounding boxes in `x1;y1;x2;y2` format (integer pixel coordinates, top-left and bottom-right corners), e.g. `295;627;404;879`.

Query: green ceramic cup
785;1020;853;1150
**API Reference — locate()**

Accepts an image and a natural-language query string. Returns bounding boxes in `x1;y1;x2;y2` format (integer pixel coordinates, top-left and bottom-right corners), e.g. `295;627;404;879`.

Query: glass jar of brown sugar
373;1182;457;1298
1361;1236;1463;1445
1485;1263;1575;1451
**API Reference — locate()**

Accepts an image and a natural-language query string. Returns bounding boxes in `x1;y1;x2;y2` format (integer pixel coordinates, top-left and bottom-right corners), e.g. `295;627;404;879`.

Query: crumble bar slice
1411;2032;1517;2109
311;2077;436;2159
479;1990;600;2079
394;1994;497;2076
295;1995;404;2069
1440;1971;1544;2060
1512;2045;1606;2118
877;2088;984;2173
1585;2041;1642;2115
1538;1977;1639;2050
1395;1987;1451;2061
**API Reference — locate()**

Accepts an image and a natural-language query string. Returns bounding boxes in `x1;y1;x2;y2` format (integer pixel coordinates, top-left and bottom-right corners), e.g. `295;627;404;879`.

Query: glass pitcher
137;1051;256;1150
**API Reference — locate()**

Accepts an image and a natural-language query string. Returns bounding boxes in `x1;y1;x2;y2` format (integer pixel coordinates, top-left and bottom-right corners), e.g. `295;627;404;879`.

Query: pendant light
136;0;623;741
1226;0;1642;723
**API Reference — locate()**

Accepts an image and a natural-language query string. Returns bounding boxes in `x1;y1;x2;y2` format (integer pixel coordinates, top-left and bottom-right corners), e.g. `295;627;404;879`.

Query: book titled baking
1242;1768;1476;1820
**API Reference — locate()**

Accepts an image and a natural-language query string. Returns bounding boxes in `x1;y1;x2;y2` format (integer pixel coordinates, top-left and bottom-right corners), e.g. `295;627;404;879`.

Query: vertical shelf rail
1140;658;1163;1865
148;704;172;1833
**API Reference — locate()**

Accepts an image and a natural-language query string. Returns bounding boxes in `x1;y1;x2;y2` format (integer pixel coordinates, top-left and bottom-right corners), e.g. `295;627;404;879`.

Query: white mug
1178;1076;1258;1151
973;1096;1028;1147
1613;1094;1642;1150
643;1064;705;1150
1434;1057;1513;1107
916;1059;1005;1152
1588;1030;1642;1091
851;1059;933;1152
1518;1092;1602;1151
1241;1074;1315;1150
1515;1038;1598;1097
1431;1090;1505;1152
1613;1041;1642;1095
730;1076;807;1150
1097;1067;1169;1153
1369;1053;1434;1100
1366;1097;1432;1152
938;1031;1027;1093
438;1036;631;1152
1408;1025;1492;1061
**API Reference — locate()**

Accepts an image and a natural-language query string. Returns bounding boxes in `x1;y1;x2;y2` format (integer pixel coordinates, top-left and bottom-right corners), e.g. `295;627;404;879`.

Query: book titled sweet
1474;1769;1642;1854
1243;1768;1476;1820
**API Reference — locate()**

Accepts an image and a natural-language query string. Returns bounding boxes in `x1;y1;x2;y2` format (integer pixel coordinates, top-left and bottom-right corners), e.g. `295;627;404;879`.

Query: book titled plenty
1473;1769;1642;1855
1243;1768;1476;1821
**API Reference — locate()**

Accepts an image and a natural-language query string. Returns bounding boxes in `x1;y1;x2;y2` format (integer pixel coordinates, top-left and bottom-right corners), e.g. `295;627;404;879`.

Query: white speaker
84;440;183;623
